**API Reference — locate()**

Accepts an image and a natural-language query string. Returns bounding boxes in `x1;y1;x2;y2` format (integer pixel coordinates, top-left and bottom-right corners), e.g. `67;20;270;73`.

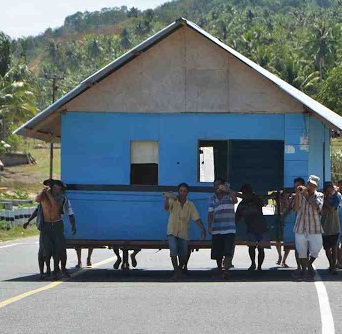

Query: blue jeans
168;235;188;258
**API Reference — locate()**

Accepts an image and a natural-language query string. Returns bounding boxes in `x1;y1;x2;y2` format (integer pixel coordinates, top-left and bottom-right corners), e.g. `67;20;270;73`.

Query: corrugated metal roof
14;17;342;140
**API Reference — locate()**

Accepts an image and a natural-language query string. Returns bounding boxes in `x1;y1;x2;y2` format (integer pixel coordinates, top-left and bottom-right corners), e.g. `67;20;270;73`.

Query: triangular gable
14;18;342;142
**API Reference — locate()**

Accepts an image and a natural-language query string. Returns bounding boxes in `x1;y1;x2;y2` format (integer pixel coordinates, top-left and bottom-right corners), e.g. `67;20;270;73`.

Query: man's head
306;175;320;192
43;179;66;194
213;178;225;194
293;177;305;189
240;183;253;195
177;182;190;200
323;181;334;195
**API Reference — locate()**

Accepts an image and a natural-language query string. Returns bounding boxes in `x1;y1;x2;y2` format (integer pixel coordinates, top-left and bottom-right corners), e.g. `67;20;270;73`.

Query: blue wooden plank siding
61;112;329;242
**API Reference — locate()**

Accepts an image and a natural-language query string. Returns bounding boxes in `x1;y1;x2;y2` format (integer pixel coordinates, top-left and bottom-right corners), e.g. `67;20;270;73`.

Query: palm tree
0;65;37;140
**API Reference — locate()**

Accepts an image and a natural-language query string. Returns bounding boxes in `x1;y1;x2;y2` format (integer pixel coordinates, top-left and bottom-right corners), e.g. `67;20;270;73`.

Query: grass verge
0;224;39;242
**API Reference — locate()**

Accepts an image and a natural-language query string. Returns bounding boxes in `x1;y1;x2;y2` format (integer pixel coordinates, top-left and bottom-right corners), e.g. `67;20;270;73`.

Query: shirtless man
36;181;76;278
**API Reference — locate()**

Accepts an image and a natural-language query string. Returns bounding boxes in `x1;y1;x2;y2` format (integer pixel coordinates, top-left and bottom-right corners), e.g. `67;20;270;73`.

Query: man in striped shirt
294;175;324;281
208;178;238;279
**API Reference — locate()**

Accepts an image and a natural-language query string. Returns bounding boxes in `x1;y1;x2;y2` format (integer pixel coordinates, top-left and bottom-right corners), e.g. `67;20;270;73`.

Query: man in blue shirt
208;178;238;280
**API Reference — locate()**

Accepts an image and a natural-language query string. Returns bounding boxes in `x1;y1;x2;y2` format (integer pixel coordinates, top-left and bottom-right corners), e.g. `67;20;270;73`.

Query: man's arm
35;188;47;203
294;187;301;212
23;208;38;229
208;212;214;235
45;189;60;211
194;218;206;240
63;199;76;235
219;185;238;204
68;214;77;235
164;198;170;211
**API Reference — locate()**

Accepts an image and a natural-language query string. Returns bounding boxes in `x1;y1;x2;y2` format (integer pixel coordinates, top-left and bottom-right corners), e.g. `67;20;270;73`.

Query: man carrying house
293;175;324;281
235;184;269;272
35;179;76;279
279;177;305;271
321;181;340;274
208;178;238;280
164;183;206;280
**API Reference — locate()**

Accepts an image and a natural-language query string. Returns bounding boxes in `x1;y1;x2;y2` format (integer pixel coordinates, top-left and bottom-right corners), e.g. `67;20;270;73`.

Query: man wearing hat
293;175;324;281
36;179;76;279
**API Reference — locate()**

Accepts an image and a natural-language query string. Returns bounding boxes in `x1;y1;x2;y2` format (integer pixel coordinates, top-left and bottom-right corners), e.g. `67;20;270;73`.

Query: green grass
0;146;61;194
0;224;39;242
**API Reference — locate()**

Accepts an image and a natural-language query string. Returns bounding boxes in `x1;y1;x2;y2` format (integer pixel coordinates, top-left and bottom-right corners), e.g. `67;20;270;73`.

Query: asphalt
0;236;341;334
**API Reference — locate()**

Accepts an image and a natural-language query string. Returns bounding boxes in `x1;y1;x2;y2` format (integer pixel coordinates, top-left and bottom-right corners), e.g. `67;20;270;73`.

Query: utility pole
44;73;64;179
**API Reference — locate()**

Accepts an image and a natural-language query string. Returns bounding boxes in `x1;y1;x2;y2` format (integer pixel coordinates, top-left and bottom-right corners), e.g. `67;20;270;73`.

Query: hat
323;181;333;189
307;175;320;187
43;179;66;189
43;178;54;187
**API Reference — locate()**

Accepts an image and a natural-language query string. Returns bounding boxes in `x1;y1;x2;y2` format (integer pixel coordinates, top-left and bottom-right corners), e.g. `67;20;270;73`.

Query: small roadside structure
14;18;342;249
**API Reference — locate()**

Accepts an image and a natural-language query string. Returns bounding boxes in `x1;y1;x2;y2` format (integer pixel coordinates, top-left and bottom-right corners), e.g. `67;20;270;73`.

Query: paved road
0;236;341;334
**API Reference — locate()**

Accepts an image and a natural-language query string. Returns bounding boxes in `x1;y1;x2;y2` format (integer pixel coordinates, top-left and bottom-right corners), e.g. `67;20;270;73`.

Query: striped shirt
293;191;324;234
208;194;236;235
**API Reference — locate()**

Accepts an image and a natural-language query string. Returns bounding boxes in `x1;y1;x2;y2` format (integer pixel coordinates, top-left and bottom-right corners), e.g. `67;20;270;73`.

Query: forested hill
1;0;342;149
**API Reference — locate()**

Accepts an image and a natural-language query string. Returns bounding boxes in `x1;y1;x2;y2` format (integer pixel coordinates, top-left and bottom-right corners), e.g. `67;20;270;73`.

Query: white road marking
314;267;335;334
0;243;23;249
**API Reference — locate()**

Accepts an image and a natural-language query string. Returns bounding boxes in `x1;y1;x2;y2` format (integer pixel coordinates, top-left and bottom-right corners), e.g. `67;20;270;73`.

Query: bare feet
113;258;121;270
130;254;137;268
248;264;256;271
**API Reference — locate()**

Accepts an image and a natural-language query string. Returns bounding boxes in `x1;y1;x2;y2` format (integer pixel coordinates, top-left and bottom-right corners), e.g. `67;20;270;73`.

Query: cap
307;175;320;187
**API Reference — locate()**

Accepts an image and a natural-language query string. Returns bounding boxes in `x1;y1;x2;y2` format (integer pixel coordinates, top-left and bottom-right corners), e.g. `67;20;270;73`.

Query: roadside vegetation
0;223;38;242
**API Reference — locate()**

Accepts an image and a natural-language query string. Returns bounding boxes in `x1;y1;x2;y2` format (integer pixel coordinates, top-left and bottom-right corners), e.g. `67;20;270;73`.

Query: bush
331;146;342;183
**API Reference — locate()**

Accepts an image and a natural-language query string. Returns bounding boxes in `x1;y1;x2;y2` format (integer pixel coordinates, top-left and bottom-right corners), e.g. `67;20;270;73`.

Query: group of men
26;174;342;282
287;176;342;280
164;178;271;280
164;176;342;281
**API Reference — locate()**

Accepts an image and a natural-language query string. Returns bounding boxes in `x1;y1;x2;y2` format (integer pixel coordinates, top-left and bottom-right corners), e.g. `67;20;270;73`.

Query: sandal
86;258;92;267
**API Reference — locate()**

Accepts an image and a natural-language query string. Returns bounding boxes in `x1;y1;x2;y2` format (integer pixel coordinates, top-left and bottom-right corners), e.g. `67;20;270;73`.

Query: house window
198;140;228;182
198;139;284;193
130;141;158;185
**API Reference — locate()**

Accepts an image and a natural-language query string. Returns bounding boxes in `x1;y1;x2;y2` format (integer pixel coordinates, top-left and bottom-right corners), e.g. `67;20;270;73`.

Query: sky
0;0;170;39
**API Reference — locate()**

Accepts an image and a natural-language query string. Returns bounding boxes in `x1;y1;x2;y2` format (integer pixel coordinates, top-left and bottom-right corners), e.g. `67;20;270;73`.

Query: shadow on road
4;267;342;283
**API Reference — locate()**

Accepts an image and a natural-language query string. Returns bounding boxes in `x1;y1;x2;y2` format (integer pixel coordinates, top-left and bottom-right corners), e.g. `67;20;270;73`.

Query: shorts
246;231;271;248
295;233;322;258
40;221;65;259
322;234;339;250
168;235;188;258
211;233;235;259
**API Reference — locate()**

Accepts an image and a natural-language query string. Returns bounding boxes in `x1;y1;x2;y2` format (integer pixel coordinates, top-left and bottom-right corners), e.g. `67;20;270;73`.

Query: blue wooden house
15;18;342;248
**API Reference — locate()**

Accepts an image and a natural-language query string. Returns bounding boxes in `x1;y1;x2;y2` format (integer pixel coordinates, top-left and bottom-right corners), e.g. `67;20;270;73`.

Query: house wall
64;26;302;114
61;112;328;242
